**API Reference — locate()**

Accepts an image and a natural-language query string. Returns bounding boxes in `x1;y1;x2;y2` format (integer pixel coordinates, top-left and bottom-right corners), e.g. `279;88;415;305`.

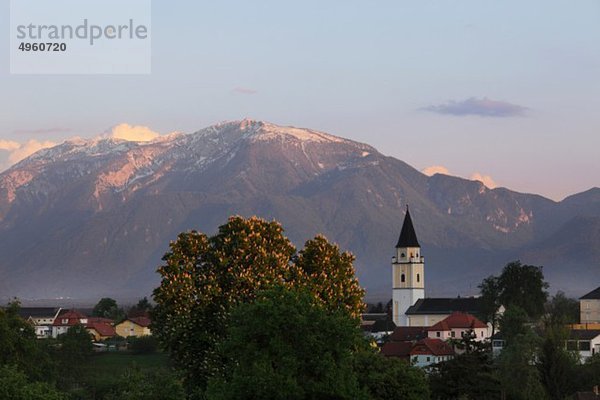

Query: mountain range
0;120;598;301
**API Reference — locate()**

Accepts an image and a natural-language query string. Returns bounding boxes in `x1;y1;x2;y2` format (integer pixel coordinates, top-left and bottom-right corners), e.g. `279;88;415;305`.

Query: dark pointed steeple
396;205;420;248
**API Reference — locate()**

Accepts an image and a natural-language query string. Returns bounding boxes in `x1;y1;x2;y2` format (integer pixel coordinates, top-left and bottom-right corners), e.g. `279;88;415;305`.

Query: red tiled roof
86;322;116;337
87;317;114;324
52;309;87;326
389;326;428;342
129;316;151;328
410;338;454;356
381;341;413;358
428;311;487;331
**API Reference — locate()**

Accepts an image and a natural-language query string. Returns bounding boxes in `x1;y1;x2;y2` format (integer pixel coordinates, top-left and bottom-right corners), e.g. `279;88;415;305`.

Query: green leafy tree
0;300;54;382
429;333;501;400
93;298;126;321
478;276;502;338
0;365;66;400
545;291;579;325
497;261;549;320
575;353;600;392
205;286;367;400
152;217;296;389
368;302;385;313
294;235;365;319
353;350;430;400
128;297;153;318
105;367;185;400
537;323;578;400
496;330;546;400
499;305;529;346
152;216;365;390
55;324;93;389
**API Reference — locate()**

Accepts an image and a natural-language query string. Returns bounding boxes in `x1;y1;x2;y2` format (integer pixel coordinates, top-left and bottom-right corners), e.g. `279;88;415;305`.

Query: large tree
478;275;502;338
497;261;549;320
353;350;430;400
294;235;365;319
537;323;578;400
479;261;549;322
205;286;367;400
545;291;579;326
429;332;501;400
0;300;54;382
92;298;125;321
496;329;546;400
0;366;66;400
54;324;93;389
152;216;365;390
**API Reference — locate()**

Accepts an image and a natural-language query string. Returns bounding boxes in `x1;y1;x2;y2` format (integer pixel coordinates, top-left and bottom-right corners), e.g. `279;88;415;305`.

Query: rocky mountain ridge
0;120;597;300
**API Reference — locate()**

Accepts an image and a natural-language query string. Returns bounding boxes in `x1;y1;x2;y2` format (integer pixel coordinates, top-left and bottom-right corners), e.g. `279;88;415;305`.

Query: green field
78;352;175;398
88;352;171;373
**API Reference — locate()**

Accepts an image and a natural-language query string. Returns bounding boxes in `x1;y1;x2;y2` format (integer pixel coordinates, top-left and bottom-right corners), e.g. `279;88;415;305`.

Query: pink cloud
232;87;258;95
422;165;451;176
470;172;497;189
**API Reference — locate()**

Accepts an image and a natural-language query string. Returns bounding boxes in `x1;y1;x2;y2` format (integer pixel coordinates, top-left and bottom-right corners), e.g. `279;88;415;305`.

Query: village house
86;317;116;341
409;338;454;368
567;329;600;362
115;316;151;337
580;286;600;324
427;311;489;342
52;309;88;338
381;336;454;368
17;307;62;339
382;311;487;367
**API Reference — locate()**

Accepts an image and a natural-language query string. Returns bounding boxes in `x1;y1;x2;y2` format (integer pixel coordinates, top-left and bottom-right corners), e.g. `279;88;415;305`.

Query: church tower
392;206;425;326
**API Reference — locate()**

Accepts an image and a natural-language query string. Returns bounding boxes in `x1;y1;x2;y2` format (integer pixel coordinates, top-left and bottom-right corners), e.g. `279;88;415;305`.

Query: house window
566;341;578;351
410;253;414;258
417;274;420;283
436;332;440;337
481;331;484;337
62;319;68;324
426;357;430;362
579;341;591;351
451;331;455;338
400;253;405;258
401;274;405;283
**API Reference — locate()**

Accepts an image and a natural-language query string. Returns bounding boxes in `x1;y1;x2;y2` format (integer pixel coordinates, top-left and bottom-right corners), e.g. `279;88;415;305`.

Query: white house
567;329;600;362
51;309;88;338
17;307;62;339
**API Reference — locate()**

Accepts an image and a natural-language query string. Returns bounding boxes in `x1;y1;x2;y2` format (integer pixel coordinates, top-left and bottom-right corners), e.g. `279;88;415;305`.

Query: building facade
392;207;425;326
580;287;600;324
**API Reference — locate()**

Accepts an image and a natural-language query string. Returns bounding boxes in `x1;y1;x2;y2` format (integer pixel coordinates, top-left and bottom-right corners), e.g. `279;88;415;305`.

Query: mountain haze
0;120;598;300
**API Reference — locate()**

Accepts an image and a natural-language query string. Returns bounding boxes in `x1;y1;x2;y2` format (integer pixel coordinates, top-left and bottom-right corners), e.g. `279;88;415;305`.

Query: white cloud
422;165;451;176
0;140;21;152
470;172;497;189
0;139;57;171
108;123;160;142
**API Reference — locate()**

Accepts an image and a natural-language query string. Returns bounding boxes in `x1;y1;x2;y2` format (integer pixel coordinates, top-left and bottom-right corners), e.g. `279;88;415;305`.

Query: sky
0;0;599;201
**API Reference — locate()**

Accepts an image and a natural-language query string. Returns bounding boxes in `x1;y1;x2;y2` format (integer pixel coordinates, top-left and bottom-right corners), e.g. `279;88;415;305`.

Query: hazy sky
1;0;599;200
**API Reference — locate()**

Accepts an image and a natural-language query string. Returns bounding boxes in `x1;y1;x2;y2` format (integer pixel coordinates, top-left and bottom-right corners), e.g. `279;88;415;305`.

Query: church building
392;206;484;327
